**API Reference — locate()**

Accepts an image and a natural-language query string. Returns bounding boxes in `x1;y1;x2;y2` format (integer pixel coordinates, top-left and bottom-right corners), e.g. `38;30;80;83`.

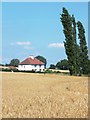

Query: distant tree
77;21;88;74
5;64;9;66
9;59;20;67
0;64;4;66
35;55;47;68
56;59;69;70
49;64;56;69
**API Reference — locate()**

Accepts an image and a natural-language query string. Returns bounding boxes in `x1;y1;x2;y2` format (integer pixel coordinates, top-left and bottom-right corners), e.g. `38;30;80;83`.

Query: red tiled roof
19;57;44;65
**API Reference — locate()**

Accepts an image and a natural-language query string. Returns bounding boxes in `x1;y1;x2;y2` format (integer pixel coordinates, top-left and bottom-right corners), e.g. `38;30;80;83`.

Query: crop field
1;72;88;118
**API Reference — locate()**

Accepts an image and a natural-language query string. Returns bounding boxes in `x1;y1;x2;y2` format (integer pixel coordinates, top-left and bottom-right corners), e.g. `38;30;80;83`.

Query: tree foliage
60;7;88;75
61;8;76;75
35;55;47;67
77;21;88;74
56;59;69;70
49;59;69;70
49;64;56;69
72;15;81;75
9;59;20;67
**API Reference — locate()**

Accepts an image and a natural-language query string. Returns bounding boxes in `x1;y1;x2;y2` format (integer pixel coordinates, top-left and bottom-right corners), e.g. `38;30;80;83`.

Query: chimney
29;55;34;59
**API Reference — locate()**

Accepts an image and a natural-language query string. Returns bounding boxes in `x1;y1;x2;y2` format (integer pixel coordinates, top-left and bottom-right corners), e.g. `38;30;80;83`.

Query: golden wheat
1;72;88;118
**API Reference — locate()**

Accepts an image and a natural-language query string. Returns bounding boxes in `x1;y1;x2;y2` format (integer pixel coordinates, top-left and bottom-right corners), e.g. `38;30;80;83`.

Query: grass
1;72;88;118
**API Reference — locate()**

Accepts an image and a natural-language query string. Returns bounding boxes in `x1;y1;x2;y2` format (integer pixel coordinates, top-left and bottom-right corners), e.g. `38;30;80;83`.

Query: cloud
48;43;64;48
16;42;31;45
10;41;33;50
10;41;31;46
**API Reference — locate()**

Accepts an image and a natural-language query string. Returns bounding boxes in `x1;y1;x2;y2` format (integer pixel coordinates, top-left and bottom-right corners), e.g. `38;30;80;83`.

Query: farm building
18;55;45;72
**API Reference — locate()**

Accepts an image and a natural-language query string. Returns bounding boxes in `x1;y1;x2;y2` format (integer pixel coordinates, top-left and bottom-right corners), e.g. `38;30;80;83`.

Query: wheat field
1;72;88;118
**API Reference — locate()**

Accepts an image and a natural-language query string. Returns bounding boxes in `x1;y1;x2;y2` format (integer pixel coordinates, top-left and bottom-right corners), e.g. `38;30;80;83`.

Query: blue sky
2;2;88;67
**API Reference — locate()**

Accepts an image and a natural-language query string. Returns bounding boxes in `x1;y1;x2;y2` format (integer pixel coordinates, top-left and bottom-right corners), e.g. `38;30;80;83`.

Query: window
39;65;41;67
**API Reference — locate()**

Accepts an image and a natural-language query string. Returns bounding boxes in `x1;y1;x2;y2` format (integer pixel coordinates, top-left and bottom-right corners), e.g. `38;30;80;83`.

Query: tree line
49;59;69;70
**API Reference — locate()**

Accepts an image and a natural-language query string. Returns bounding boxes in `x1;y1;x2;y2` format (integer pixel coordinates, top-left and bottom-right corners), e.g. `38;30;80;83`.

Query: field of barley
1;72;88;118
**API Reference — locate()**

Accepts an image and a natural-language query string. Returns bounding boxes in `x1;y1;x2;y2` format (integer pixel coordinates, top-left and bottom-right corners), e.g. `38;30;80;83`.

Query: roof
19;57;44;65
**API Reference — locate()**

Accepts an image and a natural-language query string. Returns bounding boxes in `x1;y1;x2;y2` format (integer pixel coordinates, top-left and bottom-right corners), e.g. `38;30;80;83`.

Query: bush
45;69;53;73
45;69;61;74
56;71;61;73
0;68;19;72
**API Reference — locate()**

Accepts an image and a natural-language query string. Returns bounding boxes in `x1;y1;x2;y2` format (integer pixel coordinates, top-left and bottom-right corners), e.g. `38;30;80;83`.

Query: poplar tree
77;21;88;74
60;8;75;75
72;15;80;75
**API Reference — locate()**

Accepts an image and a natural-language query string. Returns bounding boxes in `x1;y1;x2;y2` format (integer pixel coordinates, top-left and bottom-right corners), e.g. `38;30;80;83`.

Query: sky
2;2;88;67
1;0;89;2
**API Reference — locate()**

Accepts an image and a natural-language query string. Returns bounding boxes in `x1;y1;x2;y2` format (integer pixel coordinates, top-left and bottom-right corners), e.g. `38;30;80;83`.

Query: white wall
18;64;45;72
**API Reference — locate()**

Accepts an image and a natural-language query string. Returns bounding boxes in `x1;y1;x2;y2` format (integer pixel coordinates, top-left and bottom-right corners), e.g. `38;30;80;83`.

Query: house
18;55;45;72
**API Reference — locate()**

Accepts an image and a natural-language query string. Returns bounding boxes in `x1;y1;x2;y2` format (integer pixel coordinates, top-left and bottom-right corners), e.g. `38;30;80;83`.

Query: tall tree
60;8;75;75
77;21;88;74
72;15;80;75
